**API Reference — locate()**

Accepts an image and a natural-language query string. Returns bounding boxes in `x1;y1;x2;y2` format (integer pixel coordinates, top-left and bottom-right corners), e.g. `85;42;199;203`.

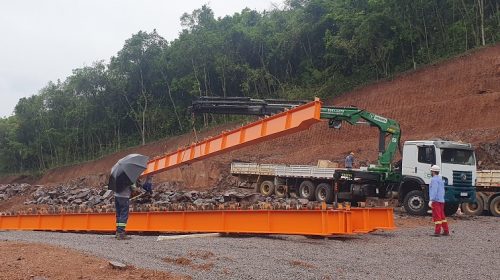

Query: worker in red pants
428;165;450;236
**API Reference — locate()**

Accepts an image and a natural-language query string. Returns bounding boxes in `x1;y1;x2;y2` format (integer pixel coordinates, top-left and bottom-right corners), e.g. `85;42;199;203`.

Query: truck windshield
440;149;475;165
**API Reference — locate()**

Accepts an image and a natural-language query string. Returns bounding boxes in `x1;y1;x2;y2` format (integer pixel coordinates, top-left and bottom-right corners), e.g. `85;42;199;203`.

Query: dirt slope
6;44;500;189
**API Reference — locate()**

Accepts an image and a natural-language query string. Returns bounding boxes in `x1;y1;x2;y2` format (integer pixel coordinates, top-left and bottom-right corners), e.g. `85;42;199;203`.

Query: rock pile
133;184;266;207
133;187;315;211
0;184;31;201
0;183;32;201
24;185;113;207
1;182;319;213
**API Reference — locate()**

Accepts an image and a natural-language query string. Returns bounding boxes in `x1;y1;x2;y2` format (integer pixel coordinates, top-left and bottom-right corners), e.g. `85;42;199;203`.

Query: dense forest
0;0;499;174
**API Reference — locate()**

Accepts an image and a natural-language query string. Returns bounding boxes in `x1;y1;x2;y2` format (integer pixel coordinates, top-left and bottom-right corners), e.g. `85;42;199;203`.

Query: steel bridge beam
141;99;322;177
0;208;394;236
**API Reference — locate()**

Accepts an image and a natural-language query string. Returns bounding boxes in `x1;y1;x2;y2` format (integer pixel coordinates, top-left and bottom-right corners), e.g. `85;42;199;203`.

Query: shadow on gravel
368;231;396;237
219;233;290;240
29;230;396;242
213;233;360;243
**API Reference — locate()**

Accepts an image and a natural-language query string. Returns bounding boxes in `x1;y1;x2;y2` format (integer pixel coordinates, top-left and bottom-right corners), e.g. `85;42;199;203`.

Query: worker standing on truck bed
345;152;355;169
429;165;450;236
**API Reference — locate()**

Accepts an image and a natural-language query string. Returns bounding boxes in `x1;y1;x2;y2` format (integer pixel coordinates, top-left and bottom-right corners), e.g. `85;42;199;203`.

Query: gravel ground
1;216;499;280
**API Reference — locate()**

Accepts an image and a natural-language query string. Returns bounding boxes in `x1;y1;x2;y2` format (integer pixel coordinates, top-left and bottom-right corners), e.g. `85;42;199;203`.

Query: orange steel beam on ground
0;208;394;236
141;99;323;177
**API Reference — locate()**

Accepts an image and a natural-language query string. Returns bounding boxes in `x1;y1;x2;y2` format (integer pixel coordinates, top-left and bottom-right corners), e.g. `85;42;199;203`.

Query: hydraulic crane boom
190;96;307;116
320;106;401;172
188;97;401;173
142;98;401;177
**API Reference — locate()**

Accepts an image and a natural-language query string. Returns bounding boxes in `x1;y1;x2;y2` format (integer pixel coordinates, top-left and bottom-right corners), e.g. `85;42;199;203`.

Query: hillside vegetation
0;0;498;174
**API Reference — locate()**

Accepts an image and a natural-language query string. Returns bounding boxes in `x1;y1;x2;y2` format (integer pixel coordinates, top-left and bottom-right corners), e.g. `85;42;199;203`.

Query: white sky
0;0;282;117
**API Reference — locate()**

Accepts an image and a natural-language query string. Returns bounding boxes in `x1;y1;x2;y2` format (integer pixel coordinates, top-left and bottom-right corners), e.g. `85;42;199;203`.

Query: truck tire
315;183;333;203
461;193;484;216
444;203;459;216
259;181;275;196
299;180;316;200
403;190;427;216
275;185;287;198
489;196;500;217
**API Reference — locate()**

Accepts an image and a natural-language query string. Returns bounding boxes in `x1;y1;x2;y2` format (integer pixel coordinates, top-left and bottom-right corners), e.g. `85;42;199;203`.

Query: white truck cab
400;140;476;215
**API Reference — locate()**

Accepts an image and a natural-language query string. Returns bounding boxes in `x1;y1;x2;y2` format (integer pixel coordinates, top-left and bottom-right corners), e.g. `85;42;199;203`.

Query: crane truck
192;97;477;216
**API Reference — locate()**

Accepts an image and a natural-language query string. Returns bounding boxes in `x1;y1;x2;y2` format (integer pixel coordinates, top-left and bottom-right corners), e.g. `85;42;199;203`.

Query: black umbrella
108;154;149;192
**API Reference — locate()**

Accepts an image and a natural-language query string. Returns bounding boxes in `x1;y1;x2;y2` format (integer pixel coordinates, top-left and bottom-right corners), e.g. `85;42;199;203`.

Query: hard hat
350;152;355;155
430;165;440;172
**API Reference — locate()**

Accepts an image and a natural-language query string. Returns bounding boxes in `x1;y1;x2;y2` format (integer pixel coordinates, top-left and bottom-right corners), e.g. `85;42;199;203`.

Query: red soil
0;242;185;280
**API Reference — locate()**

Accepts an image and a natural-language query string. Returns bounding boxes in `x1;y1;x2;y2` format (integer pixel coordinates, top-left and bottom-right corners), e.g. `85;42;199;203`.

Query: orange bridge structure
0;207;394;236
0;99;395;236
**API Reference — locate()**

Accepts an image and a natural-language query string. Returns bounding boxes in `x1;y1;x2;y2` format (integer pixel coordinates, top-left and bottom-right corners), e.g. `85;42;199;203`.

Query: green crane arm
320;106;401;172
189;97;401;173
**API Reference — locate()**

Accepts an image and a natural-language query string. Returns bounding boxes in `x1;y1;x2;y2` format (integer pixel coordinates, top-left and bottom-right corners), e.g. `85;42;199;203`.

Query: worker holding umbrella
108;154;149;240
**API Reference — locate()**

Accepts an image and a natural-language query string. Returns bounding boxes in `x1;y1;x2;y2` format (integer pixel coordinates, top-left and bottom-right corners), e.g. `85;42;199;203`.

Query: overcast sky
0;0;282;118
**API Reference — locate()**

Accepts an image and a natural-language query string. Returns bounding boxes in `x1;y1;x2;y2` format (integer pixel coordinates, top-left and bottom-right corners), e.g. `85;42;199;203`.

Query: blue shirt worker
428;165;449;236
345;152;355;169
115;183;137;240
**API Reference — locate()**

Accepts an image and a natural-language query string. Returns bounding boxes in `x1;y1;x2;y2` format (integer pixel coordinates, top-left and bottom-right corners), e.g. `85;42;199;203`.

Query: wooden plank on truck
231;162;359;180
275;165;337;179
477;170;500;188
231;162;277;176
317;160;339;168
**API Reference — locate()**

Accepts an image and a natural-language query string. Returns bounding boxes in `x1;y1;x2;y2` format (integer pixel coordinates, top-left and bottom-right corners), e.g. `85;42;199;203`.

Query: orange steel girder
141;99;323;177
0;208;395;236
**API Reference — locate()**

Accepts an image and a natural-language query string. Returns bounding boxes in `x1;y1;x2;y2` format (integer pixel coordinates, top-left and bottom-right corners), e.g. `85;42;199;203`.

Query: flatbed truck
192;97;476;216
231;140;477;216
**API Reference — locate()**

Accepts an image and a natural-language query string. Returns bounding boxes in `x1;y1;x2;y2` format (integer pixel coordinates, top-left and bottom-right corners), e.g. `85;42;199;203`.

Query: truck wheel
299;180;316;200
461;193;484;216
489;196;500;217
259;181;275;196
275;185;287;198
403;190;427;216
315;183;333;203
444;203;459;216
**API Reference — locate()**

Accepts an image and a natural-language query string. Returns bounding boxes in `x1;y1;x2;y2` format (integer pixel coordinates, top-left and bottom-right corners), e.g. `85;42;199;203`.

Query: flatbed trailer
231;162;339;180
232;158;476;217
231;161;393;201
462;170;500;216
